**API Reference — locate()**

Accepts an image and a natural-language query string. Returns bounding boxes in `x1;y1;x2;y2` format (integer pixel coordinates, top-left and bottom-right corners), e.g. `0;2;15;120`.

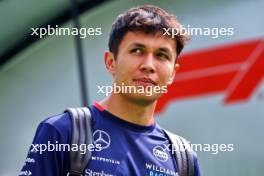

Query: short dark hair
108;4;190;59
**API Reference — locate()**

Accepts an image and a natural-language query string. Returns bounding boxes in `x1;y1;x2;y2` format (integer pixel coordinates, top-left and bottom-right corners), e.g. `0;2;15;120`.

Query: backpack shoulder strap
163;130;195;176
64;107;93;176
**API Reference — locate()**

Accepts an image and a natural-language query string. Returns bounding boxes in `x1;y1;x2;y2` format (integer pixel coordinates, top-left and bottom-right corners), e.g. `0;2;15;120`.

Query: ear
104;51;116;75
167;63;180;85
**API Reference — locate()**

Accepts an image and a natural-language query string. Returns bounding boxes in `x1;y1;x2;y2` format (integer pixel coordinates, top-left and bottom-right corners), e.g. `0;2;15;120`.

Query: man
20;5;201;176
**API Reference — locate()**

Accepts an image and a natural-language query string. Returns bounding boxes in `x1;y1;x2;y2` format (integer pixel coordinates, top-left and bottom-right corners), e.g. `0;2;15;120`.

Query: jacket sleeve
19;120;70;176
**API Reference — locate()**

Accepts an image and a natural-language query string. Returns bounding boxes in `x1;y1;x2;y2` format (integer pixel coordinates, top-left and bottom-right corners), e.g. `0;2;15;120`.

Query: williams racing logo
153;145;168;162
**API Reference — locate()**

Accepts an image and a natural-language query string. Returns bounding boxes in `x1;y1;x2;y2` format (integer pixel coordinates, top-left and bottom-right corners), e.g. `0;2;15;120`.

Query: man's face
105;31;179;105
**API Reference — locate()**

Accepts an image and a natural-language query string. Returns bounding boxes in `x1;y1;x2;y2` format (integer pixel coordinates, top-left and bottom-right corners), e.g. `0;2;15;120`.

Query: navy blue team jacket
20;103;201;176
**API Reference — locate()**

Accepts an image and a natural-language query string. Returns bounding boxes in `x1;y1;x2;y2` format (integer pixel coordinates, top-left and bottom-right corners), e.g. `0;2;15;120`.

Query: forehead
119;31;176;54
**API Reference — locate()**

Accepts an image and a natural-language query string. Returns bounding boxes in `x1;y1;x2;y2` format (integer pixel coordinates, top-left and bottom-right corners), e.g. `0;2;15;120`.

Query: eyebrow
158;47;171;54
130;43;172;52
129;43;146;48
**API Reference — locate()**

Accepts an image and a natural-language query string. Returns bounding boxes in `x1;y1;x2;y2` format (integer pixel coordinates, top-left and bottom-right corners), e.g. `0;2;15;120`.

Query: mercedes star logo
93;130;111;149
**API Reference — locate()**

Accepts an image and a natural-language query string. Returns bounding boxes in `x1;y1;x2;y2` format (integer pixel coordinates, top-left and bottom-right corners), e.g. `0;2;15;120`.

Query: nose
139;54;156;74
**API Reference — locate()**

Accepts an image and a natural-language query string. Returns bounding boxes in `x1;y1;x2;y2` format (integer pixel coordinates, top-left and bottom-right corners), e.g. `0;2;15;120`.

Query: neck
99;93;156;126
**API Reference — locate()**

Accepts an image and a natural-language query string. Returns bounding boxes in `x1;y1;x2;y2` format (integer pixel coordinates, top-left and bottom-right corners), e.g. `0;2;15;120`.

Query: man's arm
19;115;71;176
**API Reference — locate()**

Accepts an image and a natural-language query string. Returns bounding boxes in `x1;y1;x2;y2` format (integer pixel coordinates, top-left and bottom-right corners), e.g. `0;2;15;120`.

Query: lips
133;78;157;86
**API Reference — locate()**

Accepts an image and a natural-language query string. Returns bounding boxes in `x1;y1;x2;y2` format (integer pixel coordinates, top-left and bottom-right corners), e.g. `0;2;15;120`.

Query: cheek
158;65;173;81
117;62;131;75
115;60;135;81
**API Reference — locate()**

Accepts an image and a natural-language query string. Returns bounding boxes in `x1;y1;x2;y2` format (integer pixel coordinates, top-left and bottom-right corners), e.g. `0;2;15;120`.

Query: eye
130;48;143;55
156;52;170;60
